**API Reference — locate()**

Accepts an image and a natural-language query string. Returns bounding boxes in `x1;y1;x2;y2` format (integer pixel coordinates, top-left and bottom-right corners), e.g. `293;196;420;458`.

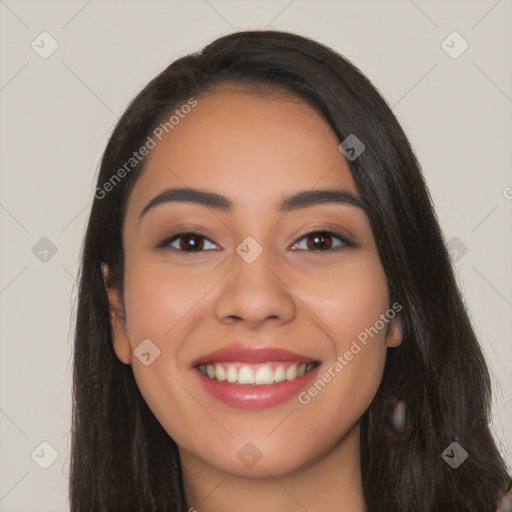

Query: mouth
196;361;319;385
191;345;321;409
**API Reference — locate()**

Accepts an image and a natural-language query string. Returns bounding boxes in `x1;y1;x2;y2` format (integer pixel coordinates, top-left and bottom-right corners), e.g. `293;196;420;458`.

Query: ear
386;313;403;348
101;263;132;365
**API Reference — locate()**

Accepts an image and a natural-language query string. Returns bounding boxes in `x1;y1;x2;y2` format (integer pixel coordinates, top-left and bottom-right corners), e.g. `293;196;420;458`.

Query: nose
214;248;296;329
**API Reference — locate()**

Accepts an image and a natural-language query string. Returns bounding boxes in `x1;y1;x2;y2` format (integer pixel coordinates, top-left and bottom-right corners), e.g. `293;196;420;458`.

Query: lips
191;344;321;409
191;345;318;366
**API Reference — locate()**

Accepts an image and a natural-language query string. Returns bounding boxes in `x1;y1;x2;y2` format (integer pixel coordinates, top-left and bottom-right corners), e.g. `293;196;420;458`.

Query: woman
69;30;511;511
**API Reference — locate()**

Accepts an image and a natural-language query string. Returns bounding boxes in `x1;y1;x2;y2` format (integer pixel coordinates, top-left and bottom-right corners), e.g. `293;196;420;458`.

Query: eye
156;231;218;253
291;230;356;251
155;229;357;254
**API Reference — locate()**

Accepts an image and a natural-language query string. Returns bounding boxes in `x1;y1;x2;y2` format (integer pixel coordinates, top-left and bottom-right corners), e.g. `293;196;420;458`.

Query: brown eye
306;232;333;250
177;233;204;251
293;230;353;252
156;231;218;253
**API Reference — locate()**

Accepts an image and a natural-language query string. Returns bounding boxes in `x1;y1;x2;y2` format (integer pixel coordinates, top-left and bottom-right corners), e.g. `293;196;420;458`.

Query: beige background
0;0;511;510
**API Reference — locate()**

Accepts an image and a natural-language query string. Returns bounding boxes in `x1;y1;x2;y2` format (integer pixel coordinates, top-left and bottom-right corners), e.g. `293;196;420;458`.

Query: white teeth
238;366;255;384
274;365;286;382
255;366;275;385
199;361;316;385
214;363;226;381
226;363;237;383
285;364;297;381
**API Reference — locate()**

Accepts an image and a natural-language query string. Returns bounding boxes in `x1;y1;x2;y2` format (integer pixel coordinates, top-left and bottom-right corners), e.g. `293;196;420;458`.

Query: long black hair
70;30;511;511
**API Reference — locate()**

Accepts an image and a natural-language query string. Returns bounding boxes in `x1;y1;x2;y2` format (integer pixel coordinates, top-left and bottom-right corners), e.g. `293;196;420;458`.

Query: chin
195;438;316;478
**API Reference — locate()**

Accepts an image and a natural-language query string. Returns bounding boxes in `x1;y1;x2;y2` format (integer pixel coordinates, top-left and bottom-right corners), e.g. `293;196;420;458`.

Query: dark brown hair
70;30;511;511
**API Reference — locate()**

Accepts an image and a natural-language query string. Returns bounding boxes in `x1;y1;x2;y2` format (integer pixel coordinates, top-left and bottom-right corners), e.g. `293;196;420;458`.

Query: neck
180;422;366;512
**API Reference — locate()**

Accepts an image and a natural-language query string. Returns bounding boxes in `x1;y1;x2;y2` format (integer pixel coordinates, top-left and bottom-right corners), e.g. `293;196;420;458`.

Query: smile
191;344;322;409
197;361;319;385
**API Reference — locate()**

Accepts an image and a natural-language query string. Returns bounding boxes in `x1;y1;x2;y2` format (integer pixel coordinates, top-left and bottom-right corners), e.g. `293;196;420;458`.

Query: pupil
309;232;331;250
181;234;203;251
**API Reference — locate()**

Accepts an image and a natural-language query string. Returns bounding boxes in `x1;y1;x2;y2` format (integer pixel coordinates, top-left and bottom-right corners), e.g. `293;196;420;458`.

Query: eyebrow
138;187;365;222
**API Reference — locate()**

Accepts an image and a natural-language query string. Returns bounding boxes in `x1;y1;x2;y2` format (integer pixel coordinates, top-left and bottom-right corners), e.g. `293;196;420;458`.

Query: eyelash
155;228;358;255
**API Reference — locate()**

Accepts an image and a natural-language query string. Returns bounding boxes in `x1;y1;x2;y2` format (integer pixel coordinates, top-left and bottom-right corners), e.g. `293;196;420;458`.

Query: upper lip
191;344;319;366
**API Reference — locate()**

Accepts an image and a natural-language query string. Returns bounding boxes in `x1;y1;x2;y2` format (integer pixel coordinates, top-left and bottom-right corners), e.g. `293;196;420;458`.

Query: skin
103;85;403;512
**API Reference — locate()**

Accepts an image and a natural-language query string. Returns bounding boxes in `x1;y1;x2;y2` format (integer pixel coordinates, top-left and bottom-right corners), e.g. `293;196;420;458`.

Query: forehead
125;86;358;221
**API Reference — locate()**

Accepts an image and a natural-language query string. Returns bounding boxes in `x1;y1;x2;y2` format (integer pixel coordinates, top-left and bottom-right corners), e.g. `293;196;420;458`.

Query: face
103;85;402;478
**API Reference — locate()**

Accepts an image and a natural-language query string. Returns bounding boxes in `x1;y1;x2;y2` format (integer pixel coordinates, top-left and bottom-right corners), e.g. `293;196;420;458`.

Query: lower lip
193;366;321;409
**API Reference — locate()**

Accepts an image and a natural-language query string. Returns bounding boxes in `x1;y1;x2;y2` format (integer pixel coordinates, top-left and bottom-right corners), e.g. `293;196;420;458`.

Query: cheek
122;260;216;344
121;262;216;447
296;257;390;408
299;256;390;351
